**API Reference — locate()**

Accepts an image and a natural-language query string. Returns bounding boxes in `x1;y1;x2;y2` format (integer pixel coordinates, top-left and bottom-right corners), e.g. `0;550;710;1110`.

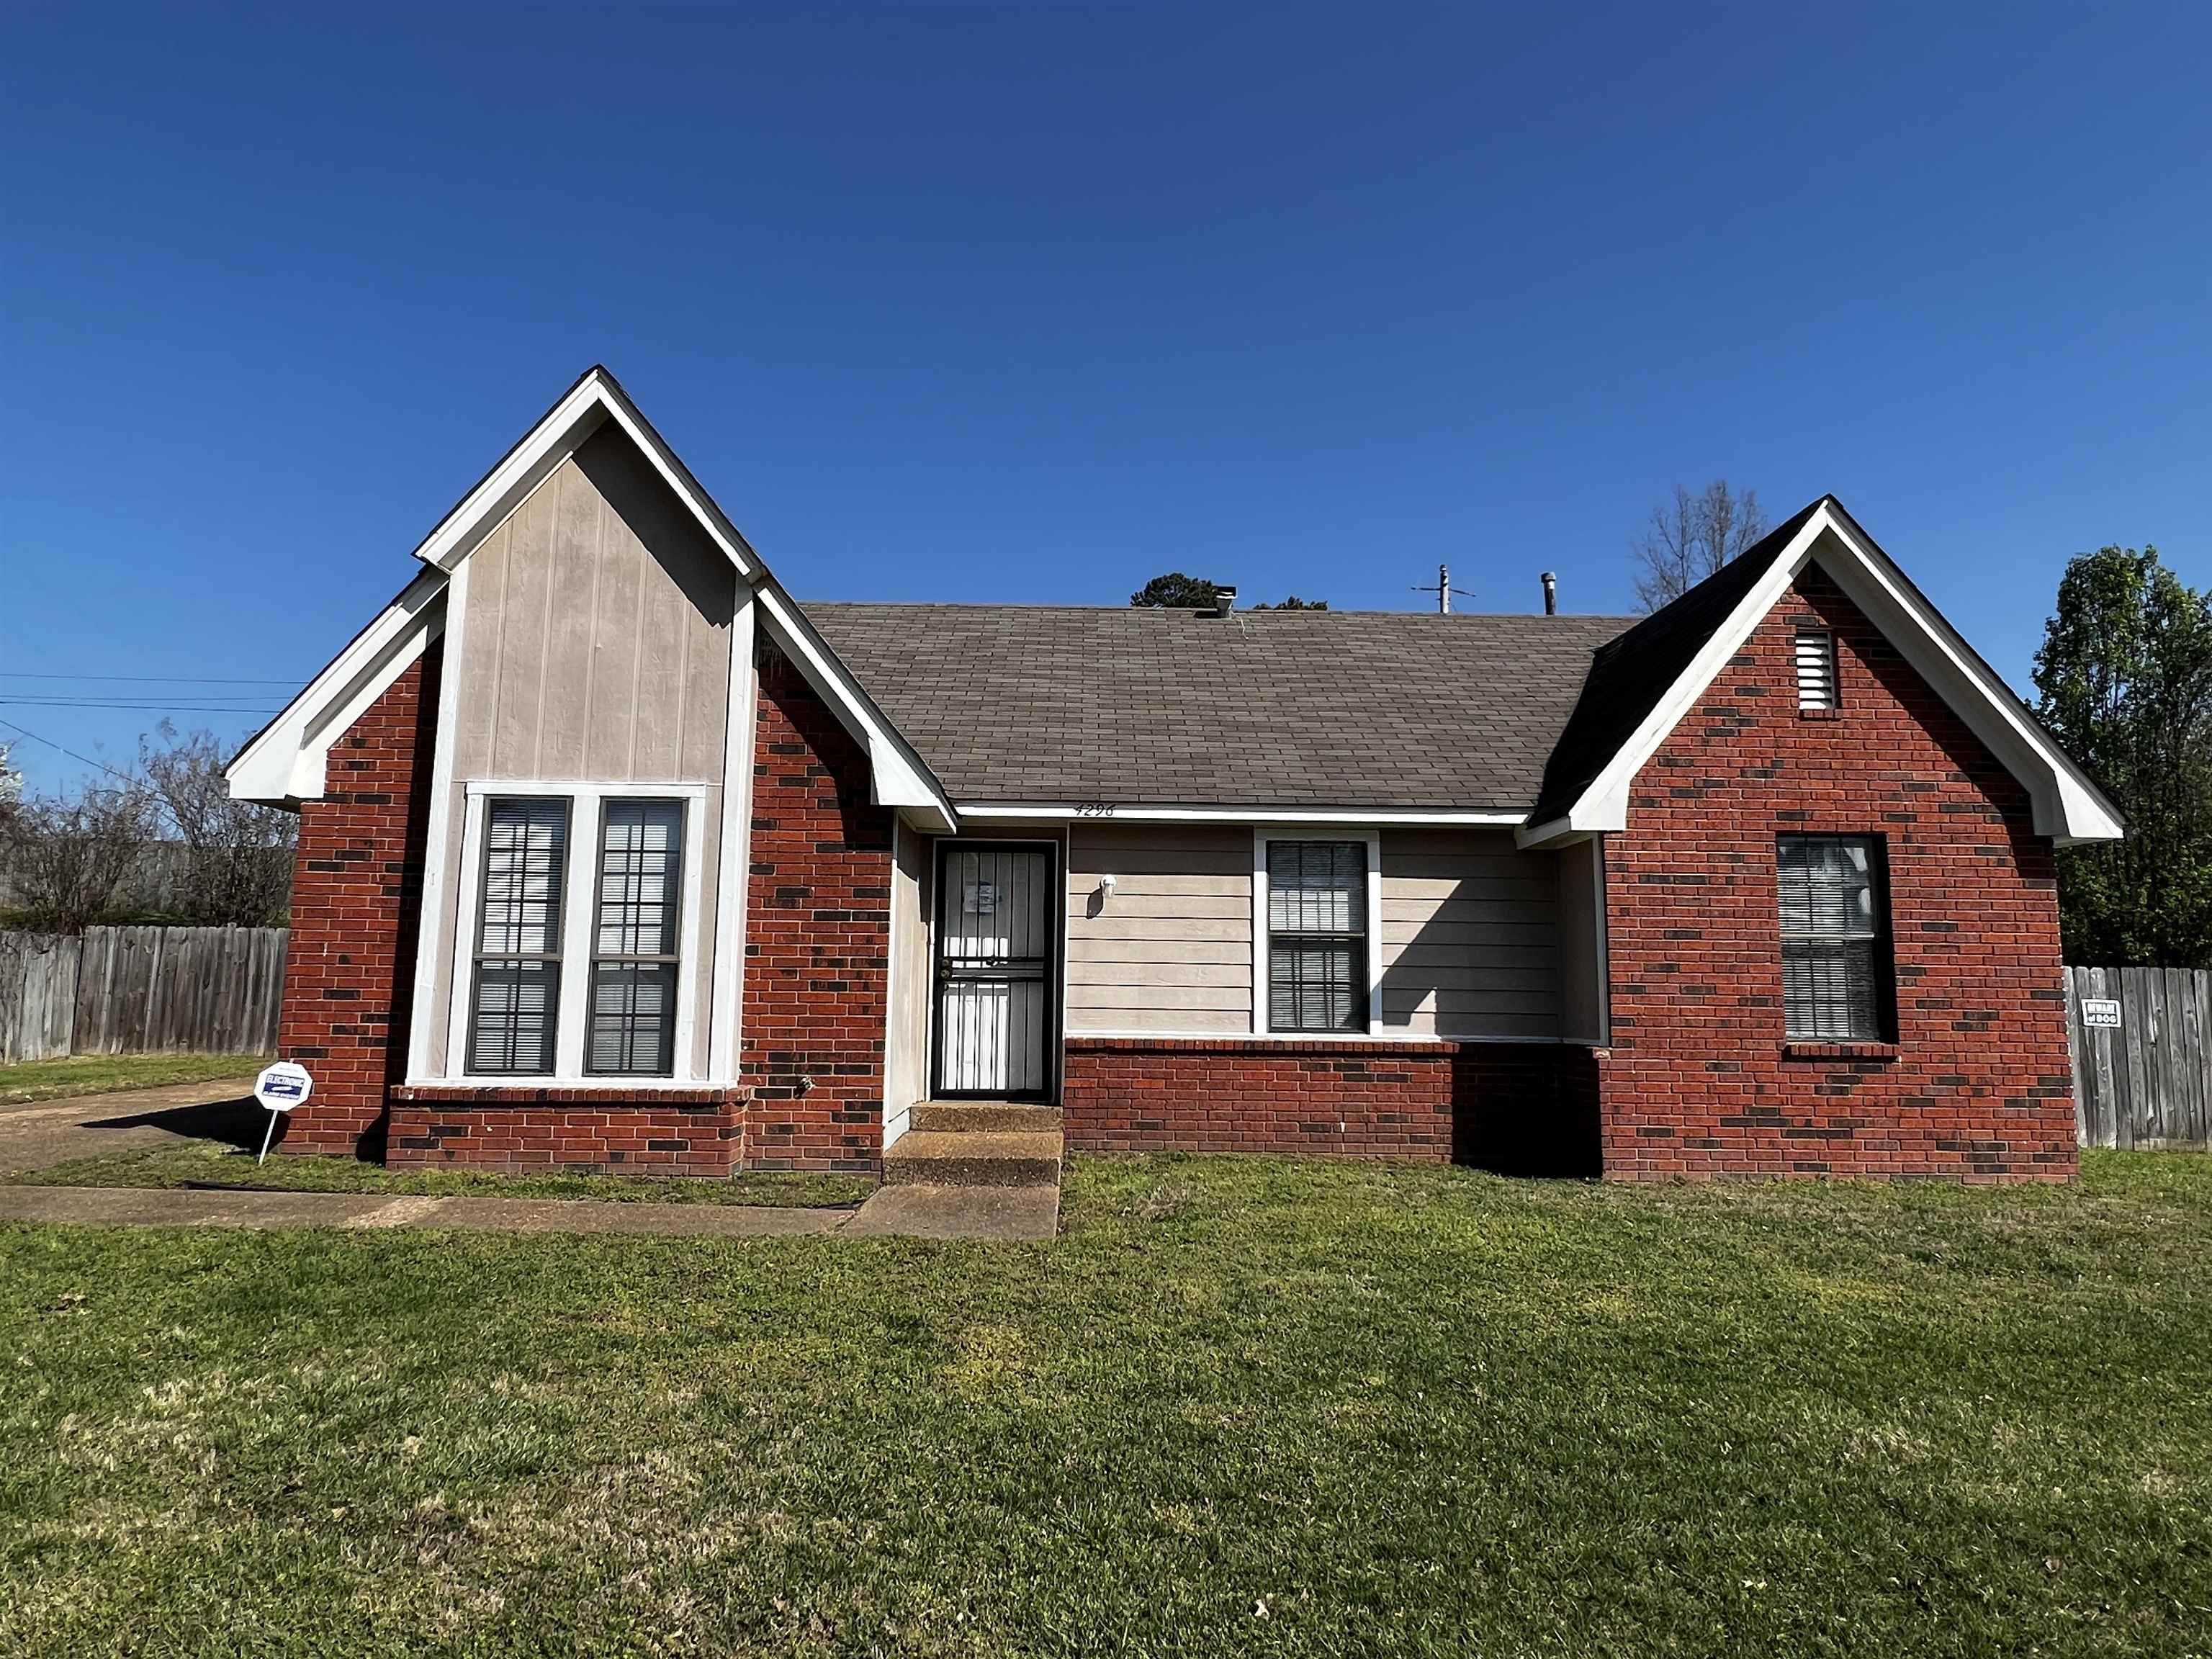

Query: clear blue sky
4;4;2206;793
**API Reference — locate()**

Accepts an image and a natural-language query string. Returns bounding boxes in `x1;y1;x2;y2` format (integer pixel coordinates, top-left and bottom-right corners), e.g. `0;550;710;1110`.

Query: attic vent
1795;629;1838;710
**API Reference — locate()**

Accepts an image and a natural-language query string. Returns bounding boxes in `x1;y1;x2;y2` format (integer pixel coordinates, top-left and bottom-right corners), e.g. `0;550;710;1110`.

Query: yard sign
253;1061;313;1165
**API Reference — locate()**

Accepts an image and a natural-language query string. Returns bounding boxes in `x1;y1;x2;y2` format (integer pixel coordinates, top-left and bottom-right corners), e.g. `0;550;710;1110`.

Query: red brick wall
741;644;893;1173
274;644;441;1158
1064;1038;1599;1170
385;1086;742;1175
1596;567;2076;1182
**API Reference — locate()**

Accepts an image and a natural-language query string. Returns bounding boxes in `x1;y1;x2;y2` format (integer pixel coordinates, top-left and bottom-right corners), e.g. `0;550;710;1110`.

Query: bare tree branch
138;724;297;927
1630;480;1768;611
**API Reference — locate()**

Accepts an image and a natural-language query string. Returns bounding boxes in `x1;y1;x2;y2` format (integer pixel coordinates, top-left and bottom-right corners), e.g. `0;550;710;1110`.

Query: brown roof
804;602;1634;811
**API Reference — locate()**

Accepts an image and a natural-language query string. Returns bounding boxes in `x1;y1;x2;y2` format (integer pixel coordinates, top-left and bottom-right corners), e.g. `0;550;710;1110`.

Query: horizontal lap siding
1066;825;1251;1034
1378;830;1560;1038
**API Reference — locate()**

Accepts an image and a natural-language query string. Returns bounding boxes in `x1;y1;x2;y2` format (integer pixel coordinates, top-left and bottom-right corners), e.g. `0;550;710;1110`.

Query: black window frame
466;796;570;1077
585;797;687;1079
1266;839;1370;1035
1776;833;1896;1043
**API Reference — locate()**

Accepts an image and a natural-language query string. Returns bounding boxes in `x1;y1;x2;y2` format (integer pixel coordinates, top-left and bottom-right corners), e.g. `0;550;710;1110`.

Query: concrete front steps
885;1101;1064;1190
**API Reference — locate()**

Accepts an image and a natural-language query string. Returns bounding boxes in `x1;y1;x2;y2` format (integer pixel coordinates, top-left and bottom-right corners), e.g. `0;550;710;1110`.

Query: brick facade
1064;1038;1601;1172
273;644;441;1158
740;644;894;1173
1593;567;2076;1182
385;1085;742;1175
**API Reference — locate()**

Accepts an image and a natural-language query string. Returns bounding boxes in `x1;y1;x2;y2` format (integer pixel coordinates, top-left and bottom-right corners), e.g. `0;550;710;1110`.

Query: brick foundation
385;1086;743;1175
273;644;441;1159
1063;1038;1601;1172
740;644;894;1173
1595;567;2077;1182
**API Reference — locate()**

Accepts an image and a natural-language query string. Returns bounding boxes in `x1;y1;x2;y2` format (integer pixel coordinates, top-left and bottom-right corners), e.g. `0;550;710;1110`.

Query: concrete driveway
0;1078;263;1178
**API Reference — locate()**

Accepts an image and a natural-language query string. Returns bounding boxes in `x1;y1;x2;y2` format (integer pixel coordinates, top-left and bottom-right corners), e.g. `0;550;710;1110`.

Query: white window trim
444;779;710;1087
1251;827;1385;1039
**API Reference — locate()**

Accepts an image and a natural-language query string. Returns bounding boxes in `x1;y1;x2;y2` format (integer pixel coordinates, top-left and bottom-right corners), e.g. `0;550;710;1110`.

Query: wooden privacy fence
0;927;288;1064
2066;966;2212;1151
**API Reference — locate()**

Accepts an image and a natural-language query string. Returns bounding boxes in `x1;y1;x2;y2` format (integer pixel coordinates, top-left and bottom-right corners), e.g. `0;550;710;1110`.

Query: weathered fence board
2067;965;2212;1151
0;927;287;1064
0;934;84;1064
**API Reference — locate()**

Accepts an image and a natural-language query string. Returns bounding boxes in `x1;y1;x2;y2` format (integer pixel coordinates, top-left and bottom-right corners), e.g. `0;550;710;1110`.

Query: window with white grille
588;800;685;1076
1776;835;1893;1042
468;798;569;1075
1267;840;1368;1033
1795;629;1838;710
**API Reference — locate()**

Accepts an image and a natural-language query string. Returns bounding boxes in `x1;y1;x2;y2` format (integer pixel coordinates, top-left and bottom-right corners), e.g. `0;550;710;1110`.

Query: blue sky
4;3;2207;793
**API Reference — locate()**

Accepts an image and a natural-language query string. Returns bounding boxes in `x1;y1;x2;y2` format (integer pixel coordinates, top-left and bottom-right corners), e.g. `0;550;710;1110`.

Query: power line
0;671;304;685
0;699;282;714
0;716;145;789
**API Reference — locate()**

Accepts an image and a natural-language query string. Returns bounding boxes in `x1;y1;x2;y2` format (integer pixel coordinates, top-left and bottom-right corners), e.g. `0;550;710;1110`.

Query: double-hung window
1776;835;1894;1042
1267;840;1369;1033
461;789;693;1079
468;798;569;1075
588;801;685;1076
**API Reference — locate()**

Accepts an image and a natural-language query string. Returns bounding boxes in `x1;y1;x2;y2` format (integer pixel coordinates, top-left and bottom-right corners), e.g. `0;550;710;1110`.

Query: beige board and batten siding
884;825;935;1133
1066;824;1252;1034
422;425;739;1079
1377;829;1561;1039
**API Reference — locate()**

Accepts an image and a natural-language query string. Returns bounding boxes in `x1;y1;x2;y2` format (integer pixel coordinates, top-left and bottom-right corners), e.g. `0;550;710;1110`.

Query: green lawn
4;1152;2209;1657
10;1139;875;1208
0;1051;269;1105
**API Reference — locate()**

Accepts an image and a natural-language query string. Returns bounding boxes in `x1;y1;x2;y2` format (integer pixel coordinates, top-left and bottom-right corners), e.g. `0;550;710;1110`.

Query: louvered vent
1795;629;1838;710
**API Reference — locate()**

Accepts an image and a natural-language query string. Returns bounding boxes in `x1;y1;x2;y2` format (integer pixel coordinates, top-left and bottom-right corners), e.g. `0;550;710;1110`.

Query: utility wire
0;716;146;789
0;700;282;714
0;671;304;685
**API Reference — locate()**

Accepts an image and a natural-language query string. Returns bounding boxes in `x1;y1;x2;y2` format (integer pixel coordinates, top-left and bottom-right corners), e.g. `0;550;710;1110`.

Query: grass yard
4;1153;2210;1657
0;1051;270;1105
11;1140;876;1209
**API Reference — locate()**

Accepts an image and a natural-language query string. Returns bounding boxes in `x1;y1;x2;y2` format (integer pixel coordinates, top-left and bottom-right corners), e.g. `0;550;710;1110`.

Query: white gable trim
1516;502;2123;849
410;368;760;582
417;367;955;830
226;570;446;804
236;367;958;825
754;581;958;831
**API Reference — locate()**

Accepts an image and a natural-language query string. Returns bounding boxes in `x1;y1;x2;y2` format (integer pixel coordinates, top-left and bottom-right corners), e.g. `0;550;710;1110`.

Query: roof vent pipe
1540;572;1557;616
1210;585;1237;617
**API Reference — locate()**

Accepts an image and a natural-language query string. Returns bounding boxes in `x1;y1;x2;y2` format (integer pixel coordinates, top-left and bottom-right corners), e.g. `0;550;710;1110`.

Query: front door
932;842;1056;1100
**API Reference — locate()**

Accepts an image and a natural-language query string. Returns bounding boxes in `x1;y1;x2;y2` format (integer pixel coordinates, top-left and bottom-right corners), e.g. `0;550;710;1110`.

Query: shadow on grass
81;1094;266;1154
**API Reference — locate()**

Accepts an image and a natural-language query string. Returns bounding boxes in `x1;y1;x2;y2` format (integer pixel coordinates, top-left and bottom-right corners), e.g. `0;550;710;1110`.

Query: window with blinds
1796;629;1838;710
1776;835;1892;1041
588;801;685;1076
468;798;569;1075
1267;840;1367;1033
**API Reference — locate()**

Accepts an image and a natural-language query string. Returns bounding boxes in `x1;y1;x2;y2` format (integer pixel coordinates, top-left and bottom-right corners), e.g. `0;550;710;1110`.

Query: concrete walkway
0;1079;1058;1241
0;1184;849;1236
0;1181;1055;1240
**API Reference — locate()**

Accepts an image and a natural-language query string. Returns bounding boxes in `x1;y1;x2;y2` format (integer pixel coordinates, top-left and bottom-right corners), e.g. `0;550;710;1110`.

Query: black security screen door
932;842;1055;1100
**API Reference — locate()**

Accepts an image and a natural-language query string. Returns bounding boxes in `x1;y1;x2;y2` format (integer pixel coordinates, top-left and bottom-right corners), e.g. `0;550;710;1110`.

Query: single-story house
229;367;2122;1183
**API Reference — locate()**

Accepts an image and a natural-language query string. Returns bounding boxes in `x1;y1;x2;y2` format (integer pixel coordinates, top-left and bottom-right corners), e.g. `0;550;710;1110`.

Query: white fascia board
1811;514;2124;845
961;803;1527;825
1557;511;1830;840
226;571;447;804
1536;502;2124;847
753;582;958;833
410;369;759;583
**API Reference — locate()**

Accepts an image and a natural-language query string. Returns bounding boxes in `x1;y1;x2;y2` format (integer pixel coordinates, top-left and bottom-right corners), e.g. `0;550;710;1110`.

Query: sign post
253;1061;313;1165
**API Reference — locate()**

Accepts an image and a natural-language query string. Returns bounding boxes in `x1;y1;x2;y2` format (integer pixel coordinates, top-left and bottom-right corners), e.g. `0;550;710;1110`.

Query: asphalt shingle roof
1527;498;1827;825
805;603;1635;811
